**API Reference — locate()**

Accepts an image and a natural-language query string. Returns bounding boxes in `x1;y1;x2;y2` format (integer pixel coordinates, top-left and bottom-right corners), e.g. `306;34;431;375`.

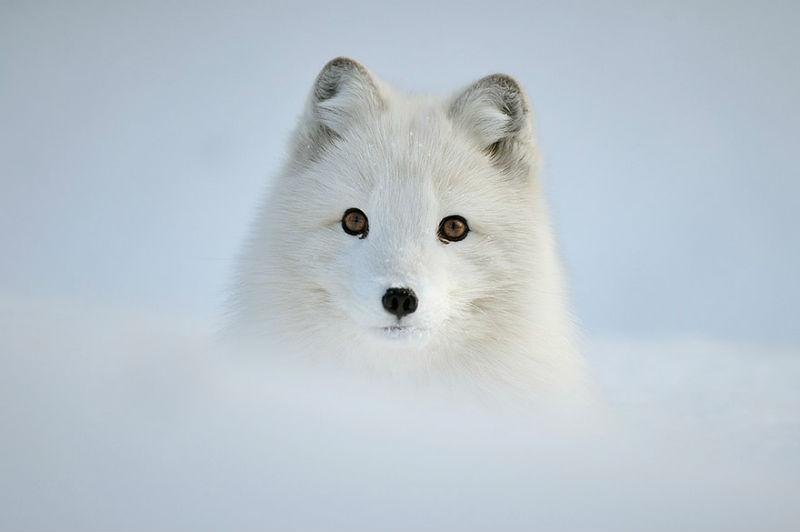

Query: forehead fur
280;57;538;212
287;90;535;220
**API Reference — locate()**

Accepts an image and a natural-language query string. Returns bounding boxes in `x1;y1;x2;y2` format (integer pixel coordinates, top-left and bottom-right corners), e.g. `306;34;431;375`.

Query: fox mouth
374;324;427;340
383;325;411;332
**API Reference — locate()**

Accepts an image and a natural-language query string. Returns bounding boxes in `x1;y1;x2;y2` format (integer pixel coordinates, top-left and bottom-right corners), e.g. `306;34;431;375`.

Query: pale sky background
1;0;798;345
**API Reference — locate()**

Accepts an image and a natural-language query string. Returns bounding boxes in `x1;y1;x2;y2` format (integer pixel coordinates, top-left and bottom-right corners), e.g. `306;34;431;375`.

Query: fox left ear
291;57;384;162
448;74;534;170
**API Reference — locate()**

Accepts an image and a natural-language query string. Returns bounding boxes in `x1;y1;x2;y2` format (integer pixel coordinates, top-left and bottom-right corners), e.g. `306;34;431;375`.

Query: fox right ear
449;74;534;173
294;57;384;157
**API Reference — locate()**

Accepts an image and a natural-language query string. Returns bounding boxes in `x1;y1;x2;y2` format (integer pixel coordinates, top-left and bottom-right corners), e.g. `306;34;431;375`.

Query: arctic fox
232;58;588;401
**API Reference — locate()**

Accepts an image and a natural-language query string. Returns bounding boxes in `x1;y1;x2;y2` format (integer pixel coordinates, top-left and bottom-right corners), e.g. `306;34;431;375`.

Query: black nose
382;287;418;319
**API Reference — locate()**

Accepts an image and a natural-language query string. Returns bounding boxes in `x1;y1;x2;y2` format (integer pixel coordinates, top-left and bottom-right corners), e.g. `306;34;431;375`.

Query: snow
1;301;798;531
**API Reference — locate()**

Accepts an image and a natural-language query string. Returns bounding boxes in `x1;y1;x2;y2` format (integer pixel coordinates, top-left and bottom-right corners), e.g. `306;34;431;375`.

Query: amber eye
342;208;369;238
438;215;469;242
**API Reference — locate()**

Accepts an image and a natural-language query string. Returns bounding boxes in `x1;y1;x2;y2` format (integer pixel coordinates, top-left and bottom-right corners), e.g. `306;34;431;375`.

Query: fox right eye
342;208;369;238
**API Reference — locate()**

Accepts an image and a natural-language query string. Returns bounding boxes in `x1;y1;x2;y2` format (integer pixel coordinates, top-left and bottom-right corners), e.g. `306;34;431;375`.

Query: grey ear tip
322;56;362;72
483;73;522;90
483;73;529;118
314;56;370;102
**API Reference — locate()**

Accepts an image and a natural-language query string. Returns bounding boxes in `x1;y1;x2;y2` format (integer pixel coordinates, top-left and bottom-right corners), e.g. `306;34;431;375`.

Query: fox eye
342;208;369;238
438;215;469;243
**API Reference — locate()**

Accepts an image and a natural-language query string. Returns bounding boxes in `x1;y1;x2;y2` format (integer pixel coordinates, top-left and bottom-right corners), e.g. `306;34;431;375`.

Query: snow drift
1;299;798;531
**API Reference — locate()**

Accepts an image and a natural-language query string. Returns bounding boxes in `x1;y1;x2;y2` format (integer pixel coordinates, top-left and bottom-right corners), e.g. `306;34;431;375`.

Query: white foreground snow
1;300;798;531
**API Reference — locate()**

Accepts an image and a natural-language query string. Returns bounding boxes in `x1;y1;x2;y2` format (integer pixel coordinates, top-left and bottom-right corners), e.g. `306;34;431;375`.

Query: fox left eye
342;208;369;238
438;215;469;242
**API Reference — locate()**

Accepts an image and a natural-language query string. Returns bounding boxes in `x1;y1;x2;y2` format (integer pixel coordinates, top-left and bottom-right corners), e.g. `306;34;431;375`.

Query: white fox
231;58;589;402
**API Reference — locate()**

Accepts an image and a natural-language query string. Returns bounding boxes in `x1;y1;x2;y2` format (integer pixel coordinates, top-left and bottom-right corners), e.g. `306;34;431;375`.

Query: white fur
230;58;590;403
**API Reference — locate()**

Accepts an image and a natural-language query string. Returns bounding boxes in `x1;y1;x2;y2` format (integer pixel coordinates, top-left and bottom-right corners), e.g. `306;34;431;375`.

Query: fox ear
296;57;383;155
449;74;534;170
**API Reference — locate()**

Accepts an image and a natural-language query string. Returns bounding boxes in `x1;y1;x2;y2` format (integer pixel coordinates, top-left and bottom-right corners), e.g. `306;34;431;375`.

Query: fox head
235;58;575;379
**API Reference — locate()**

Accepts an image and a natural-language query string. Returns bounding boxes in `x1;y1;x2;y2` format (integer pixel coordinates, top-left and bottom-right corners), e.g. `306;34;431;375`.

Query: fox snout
381;287;418;319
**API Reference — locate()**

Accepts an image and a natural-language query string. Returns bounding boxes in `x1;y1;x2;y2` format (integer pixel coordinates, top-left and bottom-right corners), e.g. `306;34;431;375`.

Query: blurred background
1;1;799;530
2;0;798;345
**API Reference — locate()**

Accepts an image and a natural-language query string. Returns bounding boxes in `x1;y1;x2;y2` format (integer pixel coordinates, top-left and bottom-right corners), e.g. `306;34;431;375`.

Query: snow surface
1;300;798;531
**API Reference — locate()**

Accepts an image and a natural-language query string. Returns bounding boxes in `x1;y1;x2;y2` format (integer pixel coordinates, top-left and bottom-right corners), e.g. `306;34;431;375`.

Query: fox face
236;58;575;380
